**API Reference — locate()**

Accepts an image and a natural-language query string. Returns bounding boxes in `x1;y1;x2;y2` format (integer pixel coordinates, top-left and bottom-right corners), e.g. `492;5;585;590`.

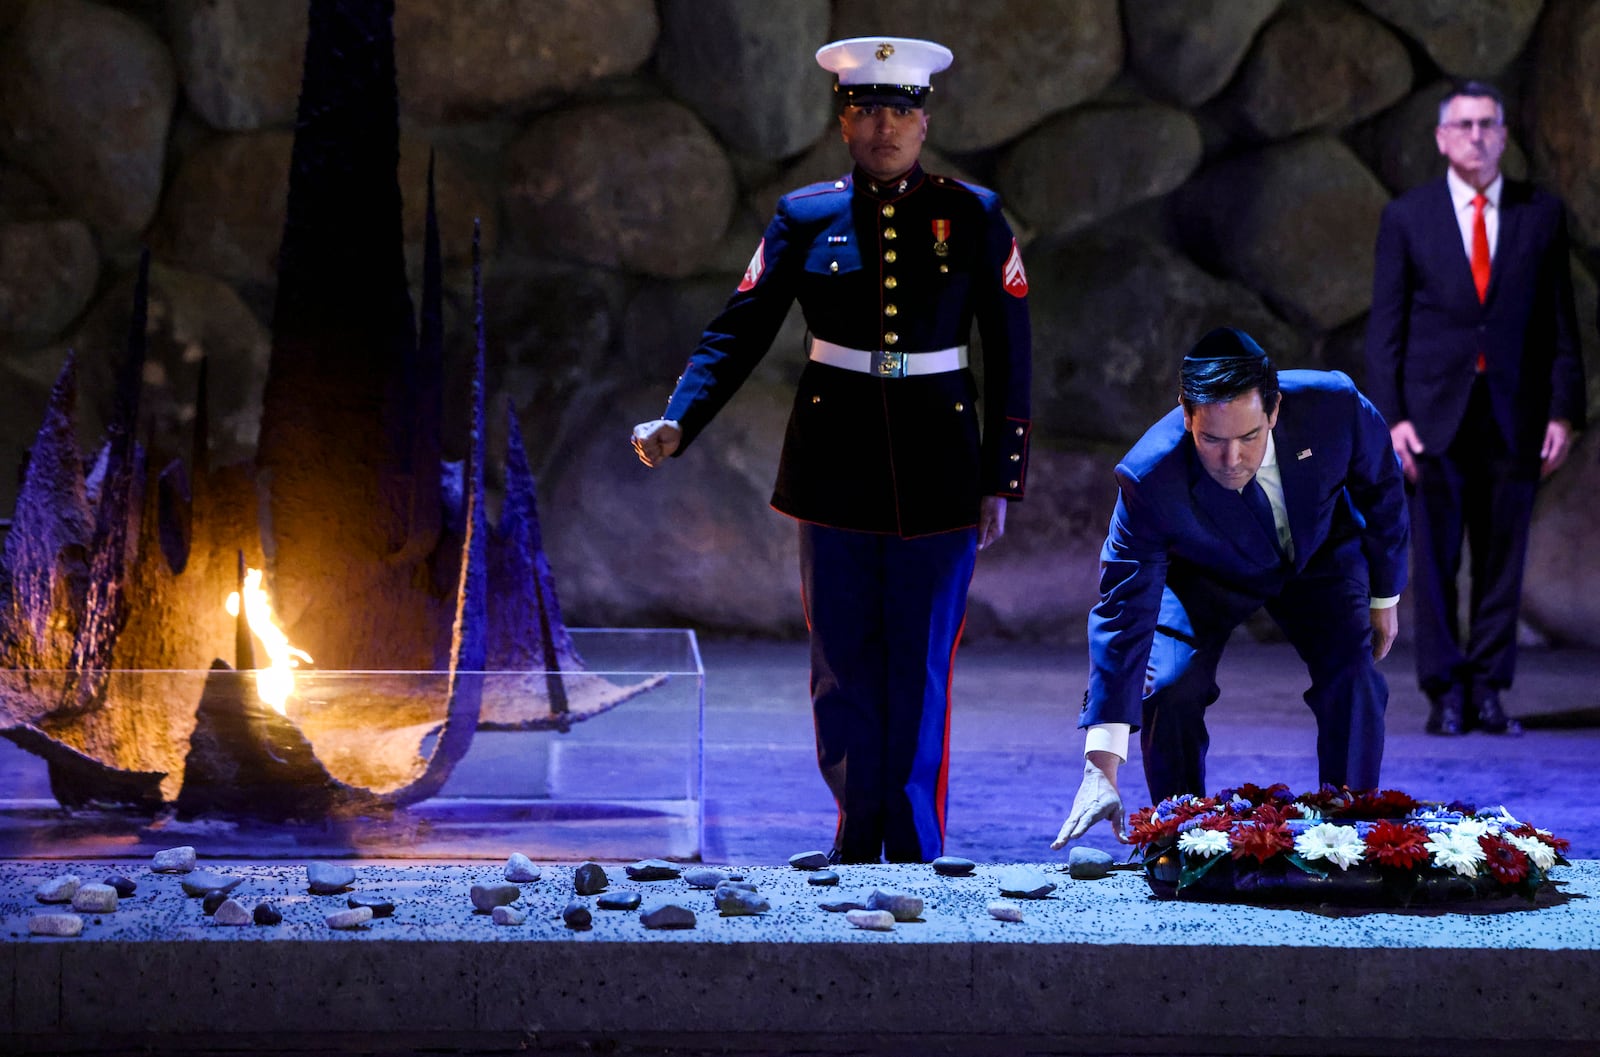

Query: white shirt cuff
1084;723;1130;762
1370;595;1399;609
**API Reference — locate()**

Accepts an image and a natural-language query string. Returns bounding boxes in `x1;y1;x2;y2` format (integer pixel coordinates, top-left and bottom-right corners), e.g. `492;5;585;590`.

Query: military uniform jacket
663;163;1032;538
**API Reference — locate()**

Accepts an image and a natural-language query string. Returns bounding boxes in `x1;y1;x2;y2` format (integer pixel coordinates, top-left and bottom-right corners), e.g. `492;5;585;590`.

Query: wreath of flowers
1131;784;1570;902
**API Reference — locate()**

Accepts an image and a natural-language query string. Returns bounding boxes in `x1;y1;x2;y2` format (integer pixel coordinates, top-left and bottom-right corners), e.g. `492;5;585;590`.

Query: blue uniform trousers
799;522;978;863
1139;533;1387;804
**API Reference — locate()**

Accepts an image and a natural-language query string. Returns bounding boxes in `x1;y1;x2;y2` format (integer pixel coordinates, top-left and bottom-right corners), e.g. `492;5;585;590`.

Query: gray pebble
181;872;241;898
818;897;867;913
714;887;770;916
727;872;744;881
562;900;592;928
845;908;895;931
213;899;252;926
932;855;976;876
573;862;608;895
683;867;728;889
253;902;282;926
492;905;526;926
788;850;831;870
503;853;540;882
325;906;372;929
470;882;520;912
638;900;696;929
807;870;840;886
72;883;117;914
866;888;923;922
596;891;641;911
151;846;196;873
987;900;1024;923
1068;846;1115;880
996;866;1057;899
35;874;81;904
307;862;356;894
29;913;83;937
201;889;231;915
624;858;681;881
104;875;136;897
715;880;759;895
347;893;395;918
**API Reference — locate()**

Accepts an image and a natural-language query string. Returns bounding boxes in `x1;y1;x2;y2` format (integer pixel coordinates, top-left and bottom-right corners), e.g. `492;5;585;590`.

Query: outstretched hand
1051;753;1128;849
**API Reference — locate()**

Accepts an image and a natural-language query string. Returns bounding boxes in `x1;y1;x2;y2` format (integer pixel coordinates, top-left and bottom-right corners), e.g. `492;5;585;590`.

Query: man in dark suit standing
1365;81;1585;737
1052;328;1408;846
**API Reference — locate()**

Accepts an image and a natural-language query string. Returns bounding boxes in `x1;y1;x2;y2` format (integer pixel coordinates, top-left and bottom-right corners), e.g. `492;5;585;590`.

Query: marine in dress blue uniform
632;37;1031;863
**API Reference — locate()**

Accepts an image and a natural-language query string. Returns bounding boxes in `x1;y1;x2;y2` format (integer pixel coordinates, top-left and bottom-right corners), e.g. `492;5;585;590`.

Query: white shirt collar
1447;168;1502;211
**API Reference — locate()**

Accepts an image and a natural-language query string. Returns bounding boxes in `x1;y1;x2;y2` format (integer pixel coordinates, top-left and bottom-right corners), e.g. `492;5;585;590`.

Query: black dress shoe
1425;686;1465;736
1473;688;1523;736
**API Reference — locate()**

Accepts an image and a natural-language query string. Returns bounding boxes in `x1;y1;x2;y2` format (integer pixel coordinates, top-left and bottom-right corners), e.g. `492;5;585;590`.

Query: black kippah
1184;327;1266;363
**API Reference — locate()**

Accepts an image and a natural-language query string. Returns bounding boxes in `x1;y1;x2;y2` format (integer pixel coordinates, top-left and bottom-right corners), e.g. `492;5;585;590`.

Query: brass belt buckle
871;349;908;377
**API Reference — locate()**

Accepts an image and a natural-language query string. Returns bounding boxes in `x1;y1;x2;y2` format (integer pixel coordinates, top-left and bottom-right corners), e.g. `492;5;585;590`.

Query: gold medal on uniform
931;218;950;257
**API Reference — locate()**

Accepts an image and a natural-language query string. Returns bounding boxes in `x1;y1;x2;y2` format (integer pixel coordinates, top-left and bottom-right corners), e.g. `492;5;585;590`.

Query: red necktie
1470;193;1491;303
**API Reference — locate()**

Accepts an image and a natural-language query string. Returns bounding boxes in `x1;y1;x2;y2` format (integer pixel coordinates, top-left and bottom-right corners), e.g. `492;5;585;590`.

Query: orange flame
225;567;313;715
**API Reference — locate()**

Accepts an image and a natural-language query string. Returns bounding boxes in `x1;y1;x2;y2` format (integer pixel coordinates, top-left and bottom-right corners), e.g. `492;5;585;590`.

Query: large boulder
655;0;832;161
1526;429;1600;648
544;381;801;636
1027;229;1303;448
394;0;658;121
503;99;737;279
0;219;98;349
833;0;1123;153
1173;136;1391;332
164;0;307;131
1217;0;1410;140
154;131;492;287
1526;0;1600;249
996;104;1201;238
1123;0;1282;107
1352;0;1544;76
153;131;292;287
0;0;175;239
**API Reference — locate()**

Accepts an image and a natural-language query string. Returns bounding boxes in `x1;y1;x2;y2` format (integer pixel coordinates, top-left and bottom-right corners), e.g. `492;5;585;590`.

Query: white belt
807;338;969;378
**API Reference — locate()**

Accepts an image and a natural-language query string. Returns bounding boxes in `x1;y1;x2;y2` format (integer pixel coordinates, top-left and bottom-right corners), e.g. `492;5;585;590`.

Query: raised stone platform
4;857;1598;1056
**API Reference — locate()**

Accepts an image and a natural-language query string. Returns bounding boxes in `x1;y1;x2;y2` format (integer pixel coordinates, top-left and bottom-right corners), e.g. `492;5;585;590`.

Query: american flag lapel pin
1297;448;1313;460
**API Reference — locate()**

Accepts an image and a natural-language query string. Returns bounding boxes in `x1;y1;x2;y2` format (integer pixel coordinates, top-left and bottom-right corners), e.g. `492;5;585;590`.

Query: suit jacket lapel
1428;178;1481;308
1486;179;1525;306
1273;417;1316;568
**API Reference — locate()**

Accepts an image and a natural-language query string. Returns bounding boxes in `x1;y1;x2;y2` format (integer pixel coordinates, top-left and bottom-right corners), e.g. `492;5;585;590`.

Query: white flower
1454;816;1499;838
1426;828;1486;877
1505;833;1557;871
1293;822;1365;870
1294;804;1324;822
1177;828;1230;858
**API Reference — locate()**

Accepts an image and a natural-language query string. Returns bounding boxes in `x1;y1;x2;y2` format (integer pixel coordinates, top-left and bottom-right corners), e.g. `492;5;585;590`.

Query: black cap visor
837;83;928;109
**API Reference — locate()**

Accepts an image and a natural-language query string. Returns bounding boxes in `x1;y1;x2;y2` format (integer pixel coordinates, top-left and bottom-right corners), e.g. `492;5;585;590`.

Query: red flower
1507;823;1571;856
1127;807;1179;847
1480;834;1531;885
1300;785;1354;813
1346;789;1422;820
1248;803;1301;827
1364;820;1431;870
1170;797;1218;824
1223;783;1292;807
1196;813;1232;832
1230;820;1293;863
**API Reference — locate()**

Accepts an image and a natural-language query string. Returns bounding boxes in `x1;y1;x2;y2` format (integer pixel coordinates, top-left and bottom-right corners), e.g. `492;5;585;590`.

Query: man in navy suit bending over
1365;81;1584;738
1052;328;1409;845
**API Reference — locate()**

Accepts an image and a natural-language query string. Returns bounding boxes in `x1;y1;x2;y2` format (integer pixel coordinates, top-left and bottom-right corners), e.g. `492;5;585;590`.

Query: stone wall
1;0;1597;643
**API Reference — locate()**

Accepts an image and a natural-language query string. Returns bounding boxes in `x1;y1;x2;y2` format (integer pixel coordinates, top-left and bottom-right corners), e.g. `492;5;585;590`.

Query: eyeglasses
1440;118;1504;134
